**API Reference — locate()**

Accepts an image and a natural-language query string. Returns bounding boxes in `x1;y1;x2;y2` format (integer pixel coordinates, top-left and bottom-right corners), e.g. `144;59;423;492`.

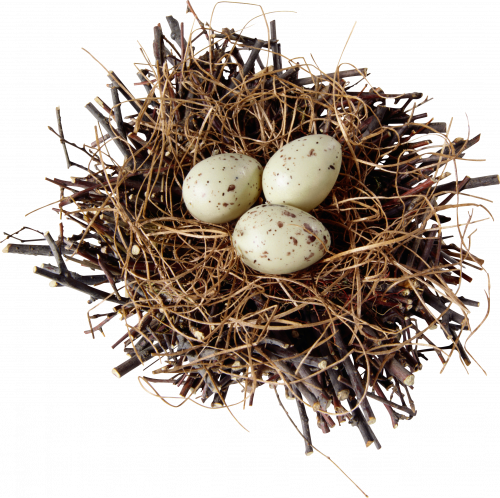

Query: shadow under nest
6;15;497;452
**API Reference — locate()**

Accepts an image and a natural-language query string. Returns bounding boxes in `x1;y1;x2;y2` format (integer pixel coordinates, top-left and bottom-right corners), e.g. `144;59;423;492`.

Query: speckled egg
183;153;263;223
262;134;342;212
232;204;331;274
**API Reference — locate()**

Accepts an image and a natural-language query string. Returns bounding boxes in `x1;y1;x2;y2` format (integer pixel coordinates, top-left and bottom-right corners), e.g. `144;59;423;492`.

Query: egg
232;204;331;274
183;153;263;223
262;134;342;212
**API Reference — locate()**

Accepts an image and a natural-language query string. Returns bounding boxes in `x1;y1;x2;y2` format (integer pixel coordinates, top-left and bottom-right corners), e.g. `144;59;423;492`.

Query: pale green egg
232;204;331;275
183;153;263;223
263;134;342;212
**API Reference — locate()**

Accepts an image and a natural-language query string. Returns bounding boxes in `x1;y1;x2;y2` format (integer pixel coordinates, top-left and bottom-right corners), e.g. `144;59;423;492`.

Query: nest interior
4;11;498;451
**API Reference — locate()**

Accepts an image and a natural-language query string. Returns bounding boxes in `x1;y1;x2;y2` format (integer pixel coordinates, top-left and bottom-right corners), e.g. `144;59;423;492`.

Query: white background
1;1;499;497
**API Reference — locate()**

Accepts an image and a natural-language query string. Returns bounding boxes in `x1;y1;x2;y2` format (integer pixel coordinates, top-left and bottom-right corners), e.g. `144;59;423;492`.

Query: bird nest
3;8;497;454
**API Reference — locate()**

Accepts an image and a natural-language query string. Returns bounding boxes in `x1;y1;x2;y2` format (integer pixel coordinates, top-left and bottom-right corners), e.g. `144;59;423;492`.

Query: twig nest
7;9;495;464
263;134;342;211
182;153;263;223
232;204;331;274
